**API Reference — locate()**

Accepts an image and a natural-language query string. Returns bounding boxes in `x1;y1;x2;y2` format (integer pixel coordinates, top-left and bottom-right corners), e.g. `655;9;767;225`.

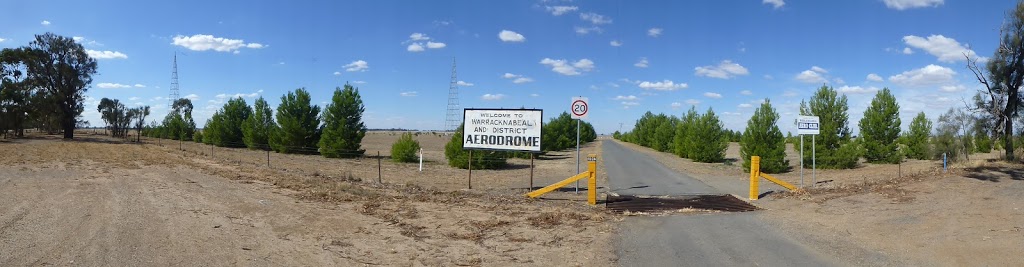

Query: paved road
604;140;836;266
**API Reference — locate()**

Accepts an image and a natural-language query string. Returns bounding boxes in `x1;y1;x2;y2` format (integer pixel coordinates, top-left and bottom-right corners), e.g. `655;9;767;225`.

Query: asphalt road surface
603;140;837;266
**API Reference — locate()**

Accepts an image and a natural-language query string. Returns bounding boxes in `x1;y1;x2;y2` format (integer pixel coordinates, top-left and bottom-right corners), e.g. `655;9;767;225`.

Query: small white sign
797;116;820;135
463;109;543;152
571;97;589;119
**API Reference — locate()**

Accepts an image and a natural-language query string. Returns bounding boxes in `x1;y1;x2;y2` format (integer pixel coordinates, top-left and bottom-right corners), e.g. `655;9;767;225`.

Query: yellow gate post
749;156;760;200
587;154;597;205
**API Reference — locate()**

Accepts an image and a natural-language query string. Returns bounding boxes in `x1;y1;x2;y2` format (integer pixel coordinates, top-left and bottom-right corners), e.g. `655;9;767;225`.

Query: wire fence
140;136;578;191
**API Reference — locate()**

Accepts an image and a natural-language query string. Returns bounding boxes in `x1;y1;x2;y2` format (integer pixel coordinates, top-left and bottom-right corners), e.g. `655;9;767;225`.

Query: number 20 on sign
571;97;589;119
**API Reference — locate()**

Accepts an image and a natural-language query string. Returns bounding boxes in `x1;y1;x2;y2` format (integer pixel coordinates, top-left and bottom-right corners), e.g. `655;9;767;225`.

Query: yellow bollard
587;154;597;205
749;156;760;200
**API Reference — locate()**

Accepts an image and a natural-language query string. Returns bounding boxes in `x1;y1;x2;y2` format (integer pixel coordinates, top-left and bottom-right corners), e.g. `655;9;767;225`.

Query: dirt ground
0;134;616;266
616;139;1024;266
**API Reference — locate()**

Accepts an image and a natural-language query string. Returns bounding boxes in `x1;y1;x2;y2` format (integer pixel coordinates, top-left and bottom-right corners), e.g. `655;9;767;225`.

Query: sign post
463;108;544;190
797;116;820;188
571;97;589;194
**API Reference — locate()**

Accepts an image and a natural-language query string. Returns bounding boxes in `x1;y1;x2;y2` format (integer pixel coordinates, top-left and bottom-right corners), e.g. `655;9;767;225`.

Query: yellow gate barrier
527;154;598;205
749;156;798;200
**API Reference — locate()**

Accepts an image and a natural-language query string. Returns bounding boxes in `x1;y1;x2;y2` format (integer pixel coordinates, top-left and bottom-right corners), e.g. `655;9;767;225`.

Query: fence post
377;151;382;183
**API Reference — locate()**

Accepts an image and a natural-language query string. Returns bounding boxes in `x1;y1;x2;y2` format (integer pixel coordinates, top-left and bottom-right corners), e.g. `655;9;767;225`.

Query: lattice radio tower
444;58;461;132
168;53;180;109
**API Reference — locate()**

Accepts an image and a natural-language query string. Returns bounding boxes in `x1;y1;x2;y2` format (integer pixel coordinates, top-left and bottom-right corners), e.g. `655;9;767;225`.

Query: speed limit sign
571;97;589;119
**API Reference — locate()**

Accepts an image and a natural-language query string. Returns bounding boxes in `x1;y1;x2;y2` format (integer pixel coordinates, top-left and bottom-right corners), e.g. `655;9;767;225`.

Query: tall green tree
242;96;275;150
651;116;677;152
741;99;789;173
24;33;97;139
966;1;1024;161
0;47;35;137
673;107;698;158
540;111;597;152
213;97;251;147
269;88;321;154
800;85;858;169
319;84;367;158
859;88;902;163
903;112;932;160
689;108;728;163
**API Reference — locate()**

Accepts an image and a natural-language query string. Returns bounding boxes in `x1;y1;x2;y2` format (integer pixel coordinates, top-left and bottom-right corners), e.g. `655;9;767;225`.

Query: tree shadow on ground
964;164;1024;182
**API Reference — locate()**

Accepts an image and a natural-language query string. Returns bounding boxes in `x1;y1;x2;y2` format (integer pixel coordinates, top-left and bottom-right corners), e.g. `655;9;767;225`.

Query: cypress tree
319;84;367;158
741;99;789;173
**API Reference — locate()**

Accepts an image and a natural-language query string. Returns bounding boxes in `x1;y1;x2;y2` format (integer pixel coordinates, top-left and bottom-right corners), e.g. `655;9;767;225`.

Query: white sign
797;116;820;135
463;109;543;152
571;97;589;119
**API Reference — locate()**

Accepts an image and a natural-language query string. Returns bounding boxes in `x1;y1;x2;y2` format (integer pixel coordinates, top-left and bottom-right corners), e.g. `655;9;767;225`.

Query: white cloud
481;94;506;100
685;99;701;105
939;85;967;92
498;30;526;42
407;43;425;52
513;77;534;84
0;38;5;43
837;85;880;94
834;78;846;85
128;97;140;101
903;47;914;54
704;92;723;99
740;90;753;95
333;71;342;76
647;28;663;37
457;80;474;86
866;73;883;82
763;0;785;9
738;103;753;108
903;35;978;62
637;80;688;91
171;34;264;53
621;101;640;107
540;58;595;76
883;0;943;10
634;57;649;68
888;64;956;87
795;67;828;84
426;41;446;49
409;33;430;41
41;20;51;26
343;60;369;72
502;73;534;84
96;83;132;89
400;91;418;97
530;93;540;97
545;5;578;16
613;95;638;101
352;81;367;84
574;26;603;35
134;84;145;88
610;40;622;47
580;12;612;24
694;60;749;79
764;74;774;80
671;102;683;109
86;50;128;59
184;94;200;100
72;36;101;46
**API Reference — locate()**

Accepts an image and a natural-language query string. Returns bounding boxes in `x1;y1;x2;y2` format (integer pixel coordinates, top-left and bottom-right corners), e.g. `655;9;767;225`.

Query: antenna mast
168;52;180;110
445;58;461;132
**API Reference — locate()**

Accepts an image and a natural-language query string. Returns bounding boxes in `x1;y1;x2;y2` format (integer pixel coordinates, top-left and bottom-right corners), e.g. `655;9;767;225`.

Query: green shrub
391;132;421;163
859;88;901;163
445;125;507;169
799;85;858;169
688;108;728;163
319;84;367;158
193;130;203;143
903;112;932;160
269;88;321;154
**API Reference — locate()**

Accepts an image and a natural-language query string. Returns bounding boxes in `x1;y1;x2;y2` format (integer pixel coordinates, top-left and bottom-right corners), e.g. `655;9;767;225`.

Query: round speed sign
571;97;589;119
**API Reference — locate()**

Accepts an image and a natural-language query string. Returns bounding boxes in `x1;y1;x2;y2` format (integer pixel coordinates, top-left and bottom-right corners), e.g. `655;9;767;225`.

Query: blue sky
0;0;1014;134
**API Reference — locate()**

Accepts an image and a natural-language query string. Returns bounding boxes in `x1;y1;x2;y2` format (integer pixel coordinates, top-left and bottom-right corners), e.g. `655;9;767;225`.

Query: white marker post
797;116;820;188
418;148;423;172
571;97;589;194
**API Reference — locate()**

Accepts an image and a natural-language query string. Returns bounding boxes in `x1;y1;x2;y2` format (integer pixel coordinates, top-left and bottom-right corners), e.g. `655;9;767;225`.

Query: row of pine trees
144;84;368;158
617;85;996;173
